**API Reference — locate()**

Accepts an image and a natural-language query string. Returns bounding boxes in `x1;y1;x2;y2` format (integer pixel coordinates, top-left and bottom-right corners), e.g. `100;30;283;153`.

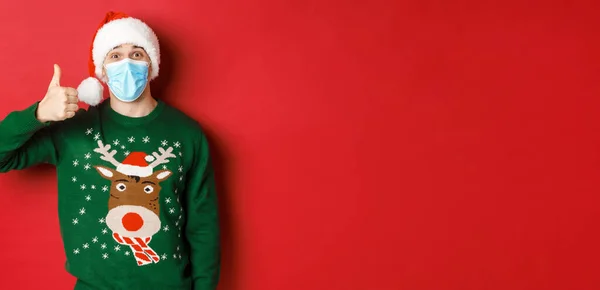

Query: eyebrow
142;181;156;185
115;179;129;182
112;45;144;49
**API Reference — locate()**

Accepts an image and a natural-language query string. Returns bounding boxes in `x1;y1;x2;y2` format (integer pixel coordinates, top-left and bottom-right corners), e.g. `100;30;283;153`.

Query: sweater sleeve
184;131;221;290
0;102;58;172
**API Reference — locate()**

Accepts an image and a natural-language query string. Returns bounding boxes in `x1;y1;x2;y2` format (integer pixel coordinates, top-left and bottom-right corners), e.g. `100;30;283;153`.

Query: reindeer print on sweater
94;140;174;266
68;128;188;267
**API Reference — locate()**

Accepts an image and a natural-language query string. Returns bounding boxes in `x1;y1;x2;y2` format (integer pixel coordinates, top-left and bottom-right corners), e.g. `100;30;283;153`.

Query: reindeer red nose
122;212;144;231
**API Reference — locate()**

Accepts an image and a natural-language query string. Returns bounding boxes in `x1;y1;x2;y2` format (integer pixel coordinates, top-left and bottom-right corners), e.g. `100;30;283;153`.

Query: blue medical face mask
104;58;150;102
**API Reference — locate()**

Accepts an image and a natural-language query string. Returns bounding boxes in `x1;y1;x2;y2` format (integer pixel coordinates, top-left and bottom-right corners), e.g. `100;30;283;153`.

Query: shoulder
160;101;208;141
159;102;214;167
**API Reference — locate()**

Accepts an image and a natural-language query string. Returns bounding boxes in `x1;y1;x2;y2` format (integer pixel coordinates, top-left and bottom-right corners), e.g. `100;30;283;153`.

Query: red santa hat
116;152;155;177
76;11;161;106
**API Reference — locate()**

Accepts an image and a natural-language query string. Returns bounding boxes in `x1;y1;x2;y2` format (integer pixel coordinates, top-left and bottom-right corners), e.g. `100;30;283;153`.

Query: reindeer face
95;166;172;214
95;166;172;238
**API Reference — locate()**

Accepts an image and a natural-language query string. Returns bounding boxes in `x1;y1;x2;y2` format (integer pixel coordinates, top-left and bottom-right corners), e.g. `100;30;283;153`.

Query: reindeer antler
93;140;121;167
148;147;176;168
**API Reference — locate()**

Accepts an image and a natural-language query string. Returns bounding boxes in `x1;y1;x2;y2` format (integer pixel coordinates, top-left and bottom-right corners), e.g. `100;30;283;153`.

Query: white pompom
76;77;104;106
145;155;155;162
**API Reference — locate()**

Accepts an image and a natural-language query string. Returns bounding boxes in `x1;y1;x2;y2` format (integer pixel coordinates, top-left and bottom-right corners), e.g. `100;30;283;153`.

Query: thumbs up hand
36;64;80;122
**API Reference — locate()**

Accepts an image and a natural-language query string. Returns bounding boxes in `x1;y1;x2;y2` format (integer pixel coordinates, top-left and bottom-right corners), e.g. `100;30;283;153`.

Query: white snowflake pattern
161;254;167;260
80;184;86;190
121;145;126;150
179;176;183;182
163;225;169;232
99;217;105;224
85;195;91;201
173;254;177;259
179;152;183;157
114;245;121;252
125;251;130;256
178;254;182;259
91;185;96;190
83;243;89;249
173;141;181;148
102;185;109;192
124;151;130;156
175;221;179;227
73;248;80;254
161;140;168;146
165;197;171;204
93;133;100;140
72;177;77;182
73;159;79;167
178;233;180;237
162;165;168;170
84;164;91;170
101;243;107;249
176;245;180;251
72;218;79;225
113;139;120;146
143;136;150;143
102;253;109;259
178;166;183;172
85;128;93;135
92;237;99;243
102;228;108;234
169;208;175;214
79;208;86;215
84;153;91;159
128;136;135;143
175;189;178;194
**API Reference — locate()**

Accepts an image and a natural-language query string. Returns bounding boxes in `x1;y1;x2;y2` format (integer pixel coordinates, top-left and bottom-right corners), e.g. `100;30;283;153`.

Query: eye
144;185;154;194
133;51;143;58
116;183;126;191
110;53;120;59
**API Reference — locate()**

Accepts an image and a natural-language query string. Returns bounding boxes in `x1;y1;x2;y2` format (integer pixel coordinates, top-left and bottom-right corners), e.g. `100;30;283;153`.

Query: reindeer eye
144;185;154;194
116;183;126;191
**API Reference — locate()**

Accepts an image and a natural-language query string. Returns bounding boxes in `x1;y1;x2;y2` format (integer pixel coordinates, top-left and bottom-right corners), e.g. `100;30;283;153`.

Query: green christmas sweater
0;99;220;289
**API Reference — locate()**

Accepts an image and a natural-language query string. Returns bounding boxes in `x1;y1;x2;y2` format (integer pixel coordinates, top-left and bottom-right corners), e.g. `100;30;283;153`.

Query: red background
0;0;599;289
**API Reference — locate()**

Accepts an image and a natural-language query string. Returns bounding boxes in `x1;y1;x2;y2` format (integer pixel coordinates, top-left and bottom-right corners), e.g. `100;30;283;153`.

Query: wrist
35;100;51;123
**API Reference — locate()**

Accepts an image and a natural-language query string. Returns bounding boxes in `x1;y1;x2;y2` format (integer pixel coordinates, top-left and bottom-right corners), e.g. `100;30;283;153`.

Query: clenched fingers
66;94;79;104
64;87;78;97
65;111;76;119
65;103;79;113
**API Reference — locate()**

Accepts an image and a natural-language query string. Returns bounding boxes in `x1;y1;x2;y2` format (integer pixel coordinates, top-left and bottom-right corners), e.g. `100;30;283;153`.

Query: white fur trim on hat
92;17;160;81
76;77;104;106
116;164;153;177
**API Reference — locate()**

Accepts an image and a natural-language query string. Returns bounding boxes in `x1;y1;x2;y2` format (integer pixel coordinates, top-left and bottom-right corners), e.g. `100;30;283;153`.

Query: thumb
49;64;61;88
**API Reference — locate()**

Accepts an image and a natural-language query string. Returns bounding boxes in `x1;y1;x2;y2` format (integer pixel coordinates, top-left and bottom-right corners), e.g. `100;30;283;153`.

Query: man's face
102;44;152;79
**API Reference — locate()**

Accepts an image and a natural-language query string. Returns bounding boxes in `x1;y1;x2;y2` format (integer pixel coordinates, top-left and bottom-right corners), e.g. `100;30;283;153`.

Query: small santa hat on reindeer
116;152;156;177
76;11;160;106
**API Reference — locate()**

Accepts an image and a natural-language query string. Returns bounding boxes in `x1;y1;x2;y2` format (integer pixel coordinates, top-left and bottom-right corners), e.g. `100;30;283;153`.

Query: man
0;11;221;290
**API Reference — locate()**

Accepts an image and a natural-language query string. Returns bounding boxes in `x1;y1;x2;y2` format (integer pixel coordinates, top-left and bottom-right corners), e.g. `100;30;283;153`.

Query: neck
108;88;157;118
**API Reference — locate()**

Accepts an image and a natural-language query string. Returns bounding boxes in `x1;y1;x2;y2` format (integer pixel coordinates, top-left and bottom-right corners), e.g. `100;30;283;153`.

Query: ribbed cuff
25;101;51;128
